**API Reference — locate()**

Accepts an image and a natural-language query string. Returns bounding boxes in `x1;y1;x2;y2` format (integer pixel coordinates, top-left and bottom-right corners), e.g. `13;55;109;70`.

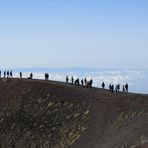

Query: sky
0;0;148;69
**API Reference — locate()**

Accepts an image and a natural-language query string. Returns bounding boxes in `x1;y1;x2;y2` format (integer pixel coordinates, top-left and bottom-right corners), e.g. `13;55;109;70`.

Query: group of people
66;76;129;92
0;70;49;80
101;82;129;93
0;70;13;78
0;70;129;93
66;76;93;88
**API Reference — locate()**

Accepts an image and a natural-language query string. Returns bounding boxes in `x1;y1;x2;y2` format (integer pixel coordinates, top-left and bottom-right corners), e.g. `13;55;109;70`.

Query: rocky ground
0;78;148;148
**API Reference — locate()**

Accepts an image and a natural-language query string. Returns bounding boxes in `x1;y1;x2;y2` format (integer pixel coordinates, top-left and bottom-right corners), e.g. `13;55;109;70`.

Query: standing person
10;71;13;78
47;73;49;80
122;85;125;92
77;78;80;86
7;71;9;78
115;85;118;93
117;84;120;92
20;72;22;78
4;71;6;78
71;76;74;84
111;84;114;93
66;76;69;83
125;83;128;92
84;78;87;85
30;73;33;79
45;73;49;80
109;84;112;91
81;79;84;86
102;82;105;89
90;79;93;87
0;70;1;77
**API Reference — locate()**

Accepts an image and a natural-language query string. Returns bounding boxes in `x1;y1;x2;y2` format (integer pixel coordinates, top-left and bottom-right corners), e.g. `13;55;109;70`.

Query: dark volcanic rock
0;78;148;148
0;78;89;148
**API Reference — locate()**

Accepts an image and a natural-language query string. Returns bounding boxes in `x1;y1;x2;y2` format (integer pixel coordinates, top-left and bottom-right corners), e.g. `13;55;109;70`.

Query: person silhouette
66;76;69;83
117;84;120;92
90;79;93;87
20;72;22;78
102;82;105;89
109;84;112;91
45;73;49;80
75;78;80;86
30;73;33;79
81;79;84;86
111;84;114;93
115;85;118;93
4;71;6;78
71;76;74;84
122;85;125;92
125;83;128;92
7;71;9;78
84;78;87;85
10;71;13;78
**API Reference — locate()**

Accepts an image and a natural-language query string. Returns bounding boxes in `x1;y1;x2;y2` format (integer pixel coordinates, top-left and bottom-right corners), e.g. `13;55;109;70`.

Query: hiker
86;79;93;88
81;79;84;86
28;73;33;79
125;83;128;92
90;79;93;87
7;71;9;78
109;84;112;91
4;71;6;78
66;76;69;83
111;84;114;93
115;85;118;93
0;70;1;77
47;73;49;80
102;82;105;89
45;73;49;80
30;73;33;79
117;84;120;92
122;85;125;92
84;78;87;85
75;78;79;86
71;76;74;84
20;72;22;78
10;71;13;78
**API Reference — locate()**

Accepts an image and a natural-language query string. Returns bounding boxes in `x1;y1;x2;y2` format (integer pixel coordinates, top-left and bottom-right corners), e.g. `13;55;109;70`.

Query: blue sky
0;0;148;69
